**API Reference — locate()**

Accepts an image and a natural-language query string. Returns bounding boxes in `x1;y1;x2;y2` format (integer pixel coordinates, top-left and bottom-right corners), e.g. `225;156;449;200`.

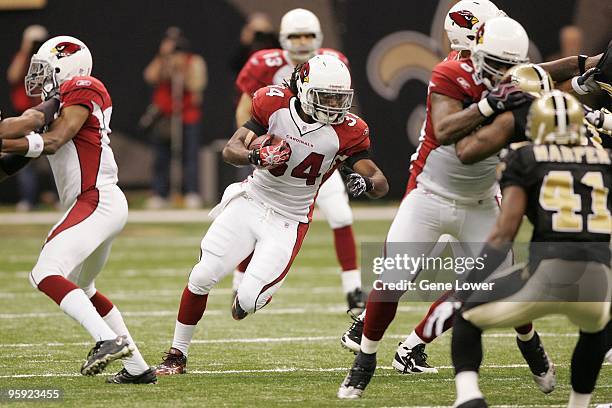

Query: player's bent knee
324;203;353;229
187;255;226;295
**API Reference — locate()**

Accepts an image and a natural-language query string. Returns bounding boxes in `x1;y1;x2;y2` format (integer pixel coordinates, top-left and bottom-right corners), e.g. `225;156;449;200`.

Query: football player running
433;91;611;408
234;8;366;313
155;54;388;376
0;36;156;383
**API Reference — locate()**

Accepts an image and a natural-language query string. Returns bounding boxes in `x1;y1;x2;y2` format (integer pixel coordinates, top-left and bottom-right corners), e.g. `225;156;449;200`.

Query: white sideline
0;332;580;348
0;206;397;225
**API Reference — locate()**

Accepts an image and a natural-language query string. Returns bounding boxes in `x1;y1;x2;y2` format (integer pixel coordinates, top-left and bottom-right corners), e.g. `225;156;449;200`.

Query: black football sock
571;329;606;393
452;313;483;374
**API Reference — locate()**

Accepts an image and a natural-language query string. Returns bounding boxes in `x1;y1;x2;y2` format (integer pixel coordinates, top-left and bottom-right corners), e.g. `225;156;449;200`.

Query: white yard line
0;364;575;379
0;207;397;225
0;332;582;348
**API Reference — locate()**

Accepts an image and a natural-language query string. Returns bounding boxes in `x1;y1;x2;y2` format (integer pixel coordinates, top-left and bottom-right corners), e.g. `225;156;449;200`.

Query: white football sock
454;371;483;406
567;391;591;408
360;335;379;354
103;307;149;375
402;330;425;349
516;327;535;342
172;321;196;356
59;289;116;341
341;269;361;293
232;270;244;291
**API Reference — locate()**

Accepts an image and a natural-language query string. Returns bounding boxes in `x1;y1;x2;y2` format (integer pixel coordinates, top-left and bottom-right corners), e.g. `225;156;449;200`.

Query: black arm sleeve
243;119;267;136
31;97;61;127
344;150;370;169
0;154;32;176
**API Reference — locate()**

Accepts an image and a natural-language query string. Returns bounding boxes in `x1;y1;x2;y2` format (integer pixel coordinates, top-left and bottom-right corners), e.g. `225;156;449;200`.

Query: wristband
578;54;588;75
571;76;589;95
477;99;495;117
248;149;261;166
25;132;44;158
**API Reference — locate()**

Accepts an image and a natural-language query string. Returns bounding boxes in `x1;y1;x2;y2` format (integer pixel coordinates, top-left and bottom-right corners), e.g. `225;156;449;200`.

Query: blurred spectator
230;12;279;75
143;27;207;209
7;24;52;212
546;25;584;61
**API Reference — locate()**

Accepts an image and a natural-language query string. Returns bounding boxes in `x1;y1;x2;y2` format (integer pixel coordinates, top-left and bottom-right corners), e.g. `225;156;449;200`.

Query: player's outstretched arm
455;112;515;164
0;105;88;156
431;93;488;145
348;159;388;199
539;54;601;83
486;185;526;248
0;98;59;139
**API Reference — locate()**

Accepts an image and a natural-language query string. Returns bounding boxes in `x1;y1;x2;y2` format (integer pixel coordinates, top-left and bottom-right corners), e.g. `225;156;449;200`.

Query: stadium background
0;0;610;201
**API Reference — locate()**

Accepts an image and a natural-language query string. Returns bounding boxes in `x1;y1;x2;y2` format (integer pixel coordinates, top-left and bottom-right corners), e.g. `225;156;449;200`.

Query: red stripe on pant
254;222;309;307
37;275;80;305
46;188;99;244
237;252;254;273
90;291;114;317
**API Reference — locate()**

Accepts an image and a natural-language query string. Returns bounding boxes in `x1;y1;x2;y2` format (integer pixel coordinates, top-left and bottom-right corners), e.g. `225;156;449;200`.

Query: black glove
477;83;530;117
572;67;601;95
341;166;373;197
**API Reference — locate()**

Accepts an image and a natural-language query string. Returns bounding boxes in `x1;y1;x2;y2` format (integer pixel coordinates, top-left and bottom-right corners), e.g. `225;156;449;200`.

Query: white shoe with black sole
392;343;439;374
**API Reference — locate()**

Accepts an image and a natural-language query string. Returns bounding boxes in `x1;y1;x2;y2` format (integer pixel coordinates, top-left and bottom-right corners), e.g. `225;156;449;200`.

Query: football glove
343;170;374;197
248;136;291;169
571;67;601;95
477;83;531;117
422;299;462;338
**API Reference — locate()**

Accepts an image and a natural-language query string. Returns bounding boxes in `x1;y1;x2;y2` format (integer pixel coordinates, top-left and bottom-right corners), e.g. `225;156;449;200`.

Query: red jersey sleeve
335;113;371;157
235;49;282;96
250;86;293;128
429;60;483;102
60;76;109;112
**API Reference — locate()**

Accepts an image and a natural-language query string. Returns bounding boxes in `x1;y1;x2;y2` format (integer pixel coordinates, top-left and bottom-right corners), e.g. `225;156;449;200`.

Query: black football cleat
516;332;556;393
455;398;488;408
155;347;187;376
106;367;158;384
81;335;134;376
340;311;364;353
346;288;366;315
231;296;249;320
337;351;376;399
392;343;438;374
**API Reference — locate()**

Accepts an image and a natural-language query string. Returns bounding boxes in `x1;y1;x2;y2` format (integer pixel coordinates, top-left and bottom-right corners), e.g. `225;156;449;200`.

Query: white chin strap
314;110;338;124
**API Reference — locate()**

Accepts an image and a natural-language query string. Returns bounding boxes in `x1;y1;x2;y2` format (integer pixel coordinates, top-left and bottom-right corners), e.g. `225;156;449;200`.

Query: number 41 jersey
244;85;370;223
500;143;612;264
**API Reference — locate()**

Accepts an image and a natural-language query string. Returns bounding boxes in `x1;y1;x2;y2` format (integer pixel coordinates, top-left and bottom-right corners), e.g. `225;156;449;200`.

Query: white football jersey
244;85;370;222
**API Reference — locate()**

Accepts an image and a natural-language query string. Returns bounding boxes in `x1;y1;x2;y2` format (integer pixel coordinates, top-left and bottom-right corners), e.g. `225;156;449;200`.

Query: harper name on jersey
236;48;349;96
245;85;369;222
51;76;118;206
408;58;498;201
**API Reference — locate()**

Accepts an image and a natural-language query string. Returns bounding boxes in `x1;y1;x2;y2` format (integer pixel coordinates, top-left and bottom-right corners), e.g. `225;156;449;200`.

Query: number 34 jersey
499;143;611;264
245;85;370;223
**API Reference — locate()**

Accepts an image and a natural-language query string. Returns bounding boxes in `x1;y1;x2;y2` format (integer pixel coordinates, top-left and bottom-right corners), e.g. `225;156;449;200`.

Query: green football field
0;219;610;407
